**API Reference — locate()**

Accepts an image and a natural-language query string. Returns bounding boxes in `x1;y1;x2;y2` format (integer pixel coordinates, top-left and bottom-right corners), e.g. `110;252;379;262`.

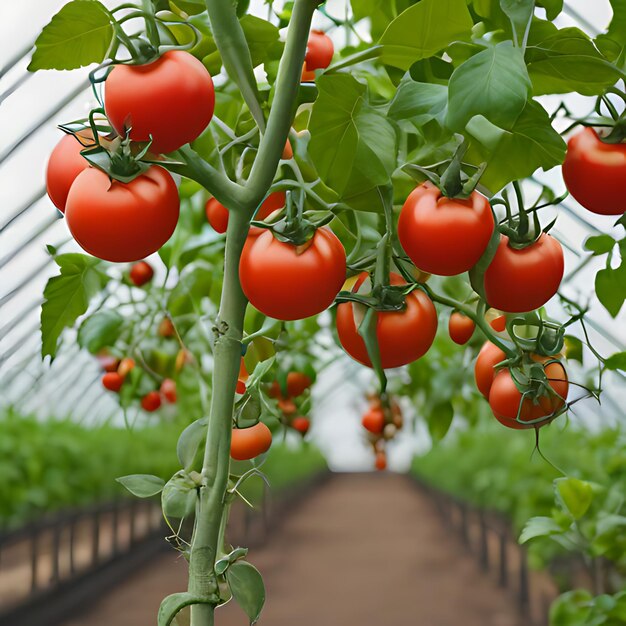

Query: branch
205;0;266;132
243;0;318;204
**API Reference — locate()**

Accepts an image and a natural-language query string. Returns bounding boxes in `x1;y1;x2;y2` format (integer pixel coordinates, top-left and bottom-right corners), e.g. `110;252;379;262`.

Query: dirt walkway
64;474;524;626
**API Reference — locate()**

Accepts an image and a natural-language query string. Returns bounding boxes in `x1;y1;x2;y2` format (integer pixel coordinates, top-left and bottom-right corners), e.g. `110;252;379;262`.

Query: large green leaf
596;0;626;64
595;264;626;317
77;310;123;354
41;253;107;359
226;561;265;625
308;74;397;209
240;15;280;68
447;42;531;131
526;25;623;95
388;80;448;124
380;0;473;70
116;474;165;498
519;516;564;544
28;0;115;71
465;100;566;193
350;0;414;39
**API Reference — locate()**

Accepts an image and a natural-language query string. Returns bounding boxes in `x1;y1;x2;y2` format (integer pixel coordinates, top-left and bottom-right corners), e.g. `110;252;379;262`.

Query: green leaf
605;351;626;371
308;74;397;209
158;592;215;626
176;418;208;471
77;310;123;354
519;516;564;543
537;0;563;20
584;234;616;256
596;0;626;64
28;0;115;71
388;80;448;124
162;471;198;519
500;0;534;43
116;474;165;498
465;100;566;193
555;477;594;520
240;15;280;68
447;42;531;132
563;335;584;364
380;0;473;70
549;590;594;625
428;401;454;442
526;25;623;96
595;265;626;317
41;253;107;359
226;561;265;625
167;262;214;316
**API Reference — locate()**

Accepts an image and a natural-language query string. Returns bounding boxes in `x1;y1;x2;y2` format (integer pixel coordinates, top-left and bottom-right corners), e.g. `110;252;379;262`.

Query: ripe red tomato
105;50;215;154
236;379;246;395
375;451;387;471
46;134;90;212
291;416;310;435
474;342;507;398
141;391;162;412
305;31;334;71
484;234;564;313
278;398;297;415
336;272;438;369
160;378;177;403
205;198;229;234
230;422;273;461
448;312;475;345
102;372;124;392
269;372;312;399
398;182;494;276
65;166;179;262
490;314;506;332
562;128;626;215
362;409;385;434
129;261;154;287
489;360;568;429
97;352;120;372
118;357;135;377
240;228;346;321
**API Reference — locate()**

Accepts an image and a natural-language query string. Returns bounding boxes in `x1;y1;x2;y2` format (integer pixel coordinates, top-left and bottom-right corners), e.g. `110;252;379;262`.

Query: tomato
269;372;312;399
489;360;568;429
158;317;176;338
117;358;135;377
240;228;346;321
291;416;310;435
562;128;626;215
97;352;120;372
141;391;162;412
129;261;154;287
65;166;179;263
448;312;475;345
282;140;293;160
239;358;249;381
336;272;437;369
160;378;177;403
375;451;387;471
398;182;494;276
490;314;506;332
484;234;564;313
362;409;385;434
46;134;90;212
474;342;507;398
205;198;229;234
278;398;297;415
236;379;247;395
305;31;334;71
105;50;215;154
230;422;272;461
102;372;124;392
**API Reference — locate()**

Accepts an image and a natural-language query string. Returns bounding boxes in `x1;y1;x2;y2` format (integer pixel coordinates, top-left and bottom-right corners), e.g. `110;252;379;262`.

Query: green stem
188;210;250;626
204;0;266;131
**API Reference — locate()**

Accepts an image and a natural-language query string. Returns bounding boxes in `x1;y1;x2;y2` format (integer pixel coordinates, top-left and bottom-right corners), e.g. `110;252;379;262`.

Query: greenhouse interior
2;0;626;624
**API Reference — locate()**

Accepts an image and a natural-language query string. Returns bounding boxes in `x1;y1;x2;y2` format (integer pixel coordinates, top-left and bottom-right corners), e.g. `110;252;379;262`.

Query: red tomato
129;261;154;286
336;272;438;369
562;128;626;215
484;234;564;313
141;391;162;412
291;416;310;435
236;379;246;395
65;166;179;262
278;398;297;415
105;50;215;154
160;378;177;403
375;451;387;471
46;134;91;213
102;372;124;392
474;342;507;398
97;352;120;372
282;139;293;160
490;314;506;332
362;409;385;434
489;360;568;429
117;358;135;377
240;228;346;321
269;372;312;399
448;312;475;345
305;31;334;71
239;358;249;381
205;198;229;234
398;182;494;276
230;422;273;460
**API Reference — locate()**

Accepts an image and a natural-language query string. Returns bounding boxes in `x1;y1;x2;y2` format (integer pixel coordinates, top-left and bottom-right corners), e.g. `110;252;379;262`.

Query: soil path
63;473;524;626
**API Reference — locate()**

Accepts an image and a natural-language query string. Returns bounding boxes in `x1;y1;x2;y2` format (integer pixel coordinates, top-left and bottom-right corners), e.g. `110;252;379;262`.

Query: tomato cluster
361;394;403;471
268;372;313;436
